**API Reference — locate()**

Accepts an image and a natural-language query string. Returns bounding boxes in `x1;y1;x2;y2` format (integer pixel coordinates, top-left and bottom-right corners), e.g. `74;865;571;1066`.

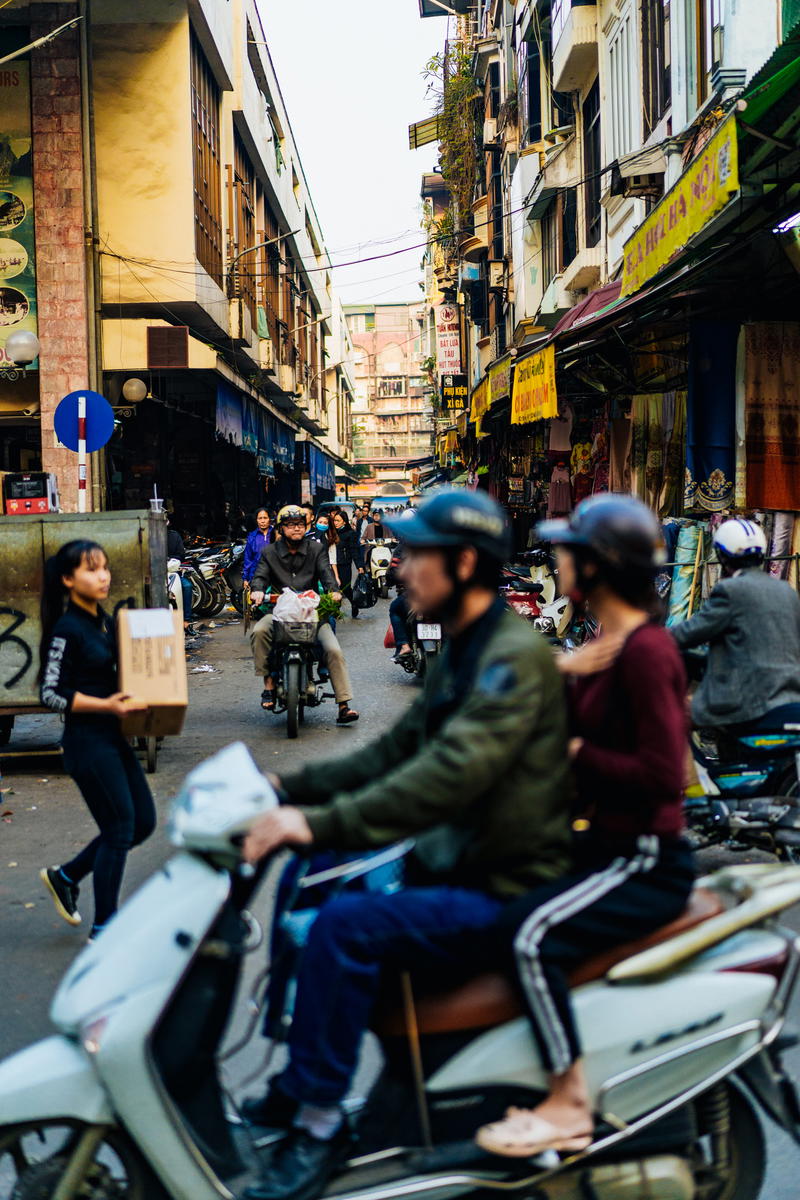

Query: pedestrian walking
38;540;156;941
330;508;360;617
243;508;276;583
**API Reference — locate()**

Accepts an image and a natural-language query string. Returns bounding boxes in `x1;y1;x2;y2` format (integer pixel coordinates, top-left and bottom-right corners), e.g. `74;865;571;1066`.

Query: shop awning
408;115;441;149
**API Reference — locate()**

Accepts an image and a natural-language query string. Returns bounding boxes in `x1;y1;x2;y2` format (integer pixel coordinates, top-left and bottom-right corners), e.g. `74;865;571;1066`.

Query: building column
30;1;92;510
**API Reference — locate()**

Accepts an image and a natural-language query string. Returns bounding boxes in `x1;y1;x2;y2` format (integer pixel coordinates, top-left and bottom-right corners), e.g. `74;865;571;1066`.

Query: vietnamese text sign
435;304;462;374
441;373;468;409
0;47;38;369
621;114;739;297
470;376;489;422
511;345;557;425
488;355;512;406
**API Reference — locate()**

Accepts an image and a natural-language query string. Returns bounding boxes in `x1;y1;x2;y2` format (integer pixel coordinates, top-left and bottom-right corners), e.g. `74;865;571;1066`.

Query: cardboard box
117;608;188;737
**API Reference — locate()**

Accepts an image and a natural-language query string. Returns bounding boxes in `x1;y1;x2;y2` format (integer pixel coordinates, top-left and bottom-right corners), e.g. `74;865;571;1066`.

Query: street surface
1;599;799;1196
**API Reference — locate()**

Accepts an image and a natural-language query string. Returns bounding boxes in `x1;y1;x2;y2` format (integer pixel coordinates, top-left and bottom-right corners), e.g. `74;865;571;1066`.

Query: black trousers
485;836;695;1074
61;725;156;927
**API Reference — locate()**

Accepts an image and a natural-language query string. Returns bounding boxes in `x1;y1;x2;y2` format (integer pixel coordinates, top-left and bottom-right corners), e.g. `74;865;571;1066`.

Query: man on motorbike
238;489;573;1200
671;518;800;730
250;505;359;725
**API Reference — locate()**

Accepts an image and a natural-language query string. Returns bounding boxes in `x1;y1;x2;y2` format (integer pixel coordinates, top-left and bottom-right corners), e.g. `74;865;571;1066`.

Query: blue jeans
278;887;503;1106
389;594;410;648
180;575;193;619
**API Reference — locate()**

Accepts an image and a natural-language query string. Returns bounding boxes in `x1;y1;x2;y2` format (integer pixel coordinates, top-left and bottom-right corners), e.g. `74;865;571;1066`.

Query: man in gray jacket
672;517;800;728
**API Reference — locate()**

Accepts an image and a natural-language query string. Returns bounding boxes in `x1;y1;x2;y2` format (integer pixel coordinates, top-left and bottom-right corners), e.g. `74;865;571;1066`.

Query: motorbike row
1;742;800;1200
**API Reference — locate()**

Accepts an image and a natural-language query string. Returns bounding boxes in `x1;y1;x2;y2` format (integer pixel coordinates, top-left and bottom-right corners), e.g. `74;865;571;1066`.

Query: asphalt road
1;600;799;1197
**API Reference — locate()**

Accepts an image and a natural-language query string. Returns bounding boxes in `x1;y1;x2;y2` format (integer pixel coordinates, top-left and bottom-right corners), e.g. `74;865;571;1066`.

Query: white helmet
713;518;767;562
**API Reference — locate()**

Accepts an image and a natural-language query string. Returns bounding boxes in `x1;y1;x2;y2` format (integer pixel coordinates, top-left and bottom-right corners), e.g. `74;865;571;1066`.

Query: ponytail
39;540;108;680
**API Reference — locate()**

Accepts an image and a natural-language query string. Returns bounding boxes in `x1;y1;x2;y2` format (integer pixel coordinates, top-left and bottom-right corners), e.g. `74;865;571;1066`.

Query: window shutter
147;326;189;369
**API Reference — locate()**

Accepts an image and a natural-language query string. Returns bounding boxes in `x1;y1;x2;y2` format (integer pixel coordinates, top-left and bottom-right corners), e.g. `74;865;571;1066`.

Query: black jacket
334;527;357;582
40;602;118;733
252;536;337;595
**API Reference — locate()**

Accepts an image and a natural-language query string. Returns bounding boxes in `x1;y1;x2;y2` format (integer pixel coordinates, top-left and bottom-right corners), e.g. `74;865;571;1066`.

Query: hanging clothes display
666;523;705;627
685;319;738;513
548;403;573;455
630;395;664;510
547;463;572;516
609;416;632;493
659;391;687;516
745;322;800;511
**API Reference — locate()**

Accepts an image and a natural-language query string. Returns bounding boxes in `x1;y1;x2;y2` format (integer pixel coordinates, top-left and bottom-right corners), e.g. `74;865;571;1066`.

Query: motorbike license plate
417;623;441;640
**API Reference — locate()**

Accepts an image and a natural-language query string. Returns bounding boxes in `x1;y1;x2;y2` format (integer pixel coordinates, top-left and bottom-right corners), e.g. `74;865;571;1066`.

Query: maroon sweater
571;623;687;841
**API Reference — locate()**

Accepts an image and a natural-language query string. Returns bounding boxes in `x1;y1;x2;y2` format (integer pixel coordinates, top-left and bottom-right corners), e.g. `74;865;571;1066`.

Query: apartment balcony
459;194;490;261
552;1;598;94
560;245;604;293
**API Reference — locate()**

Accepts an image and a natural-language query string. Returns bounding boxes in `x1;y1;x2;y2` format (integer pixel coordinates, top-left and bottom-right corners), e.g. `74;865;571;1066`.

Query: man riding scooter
671;517;800;739
238;488;573;1200
249;505;359;725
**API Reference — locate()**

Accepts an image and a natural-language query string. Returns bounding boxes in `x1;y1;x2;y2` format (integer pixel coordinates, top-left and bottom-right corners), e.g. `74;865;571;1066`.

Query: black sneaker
241;1087;299;1130
242;1127;353;1200
40;866;82;926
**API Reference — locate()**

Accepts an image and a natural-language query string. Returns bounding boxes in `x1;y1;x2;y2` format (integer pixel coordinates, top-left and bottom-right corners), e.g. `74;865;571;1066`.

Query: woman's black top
41;602;118;733
335;527;357;581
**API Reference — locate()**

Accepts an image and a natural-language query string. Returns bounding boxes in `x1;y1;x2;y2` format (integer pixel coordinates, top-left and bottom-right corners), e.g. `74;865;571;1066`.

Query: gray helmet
385;488;512;563
537;494;665;571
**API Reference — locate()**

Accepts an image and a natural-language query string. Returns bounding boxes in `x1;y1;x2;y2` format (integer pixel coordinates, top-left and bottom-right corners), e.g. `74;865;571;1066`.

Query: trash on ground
190;664;217;673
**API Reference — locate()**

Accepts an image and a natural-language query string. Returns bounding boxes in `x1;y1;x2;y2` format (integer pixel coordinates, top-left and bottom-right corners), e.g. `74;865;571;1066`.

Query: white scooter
2;745;800;1200
366;540;394;599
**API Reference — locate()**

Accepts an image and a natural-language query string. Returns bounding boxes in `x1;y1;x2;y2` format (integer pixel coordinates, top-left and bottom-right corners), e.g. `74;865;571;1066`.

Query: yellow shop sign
511;344;557;425
621;115;739;297
470;375;489;422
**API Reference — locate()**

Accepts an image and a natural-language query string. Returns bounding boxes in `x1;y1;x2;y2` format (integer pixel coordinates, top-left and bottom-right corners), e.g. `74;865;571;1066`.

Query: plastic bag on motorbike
354;572;377;609
273;588;320;622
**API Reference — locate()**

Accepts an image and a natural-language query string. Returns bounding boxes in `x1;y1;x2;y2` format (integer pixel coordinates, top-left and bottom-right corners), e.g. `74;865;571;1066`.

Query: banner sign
621;114;739;297
470;376;489;422
0;51;38;369
511;344;557;425
435;303;462;374
441;372;468;409
488;355;512;406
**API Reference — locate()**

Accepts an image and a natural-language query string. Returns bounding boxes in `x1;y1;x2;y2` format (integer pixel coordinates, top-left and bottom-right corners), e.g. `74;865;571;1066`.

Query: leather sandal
261;689;275;712
475;1108;593;1158
336;705;359;725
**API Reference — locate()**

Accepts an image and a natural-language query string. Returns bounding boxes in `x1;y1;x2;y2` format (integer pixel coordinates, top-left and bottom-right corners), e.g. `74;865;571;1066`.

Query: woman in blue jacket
243;508;275;582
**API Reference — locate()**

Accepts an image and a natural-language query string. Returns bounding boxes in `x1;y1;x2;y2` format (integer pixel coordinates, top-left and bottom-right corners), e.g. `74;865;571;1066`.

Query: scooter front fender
0;1035;113;1126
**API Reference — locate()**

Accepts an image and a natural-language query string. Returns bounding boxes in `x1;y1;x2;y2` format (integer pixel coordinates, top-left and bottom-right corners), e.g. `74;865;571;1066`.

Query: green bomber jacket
280;606;573;898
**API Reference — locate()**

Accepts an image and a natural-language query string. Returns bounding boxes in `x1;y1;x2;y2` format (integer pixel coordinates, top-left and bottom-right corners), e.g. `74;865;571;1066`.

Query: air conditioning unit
623;173;664;199
483;117;498;146
146;325;188;369
278;364;296;395
488;260;505;291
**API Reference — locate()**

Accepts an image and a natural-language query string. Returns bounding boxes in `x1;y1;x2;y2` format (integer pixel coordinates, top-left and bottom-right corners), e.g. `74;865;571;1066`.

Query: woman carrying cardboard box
37;539;156;942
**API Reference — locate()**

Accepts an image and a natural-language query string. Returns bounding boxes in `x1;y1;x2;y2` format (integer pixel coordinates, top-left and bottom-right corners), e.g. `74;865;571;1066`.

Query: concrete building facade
0;0;355;520
344;302;434;500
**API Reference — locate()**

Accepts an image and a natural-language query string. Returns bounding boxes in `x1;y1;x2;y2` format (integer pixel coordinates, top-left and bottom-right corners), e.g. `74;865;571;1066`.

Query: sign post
53;389;115;512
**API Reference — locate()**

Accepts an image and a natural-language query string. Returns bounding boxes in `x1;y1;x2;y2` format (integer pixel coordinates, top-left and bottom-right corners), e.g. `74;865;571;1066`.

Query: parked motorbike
685;712;800;863
223;546;246;614
681;651;800;861
166;557;184;619
3;743;800;1200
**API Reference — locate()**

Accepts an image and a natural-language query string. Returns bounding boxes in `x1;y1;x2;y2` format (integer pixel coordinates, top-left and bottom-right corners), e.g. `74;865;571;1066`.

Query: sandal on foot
475;1109;593;1158
261;689;275;711
337;706;359;725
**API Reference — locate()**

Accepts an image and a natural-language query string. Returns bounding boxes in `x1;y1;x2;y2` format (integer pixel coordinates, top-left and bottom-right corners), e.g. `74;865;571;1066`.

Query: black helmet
537;494;665;571
385;488;512;563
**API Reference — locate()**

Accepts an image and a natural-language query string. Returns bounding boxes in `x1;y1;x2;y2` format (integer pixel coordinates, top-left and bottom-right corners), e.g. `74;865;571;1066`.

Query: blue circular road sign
54;390;115;453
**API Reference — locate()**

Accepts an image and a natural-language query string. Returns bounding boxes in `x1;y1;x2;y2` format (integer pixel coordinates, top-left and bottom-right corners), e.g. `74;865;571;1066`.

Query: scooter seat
371;888;724;1037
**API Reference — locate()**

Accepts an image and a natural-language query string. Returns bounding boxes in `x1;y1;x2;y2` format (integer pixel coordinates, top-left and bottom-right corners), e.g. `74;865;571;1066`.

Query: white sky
260;0;447;305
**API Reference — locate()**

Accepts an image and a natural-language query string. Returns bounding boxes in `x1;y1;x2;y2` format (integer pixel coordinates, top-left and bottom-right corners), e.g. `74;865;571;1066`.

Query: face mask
316;522;328;532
